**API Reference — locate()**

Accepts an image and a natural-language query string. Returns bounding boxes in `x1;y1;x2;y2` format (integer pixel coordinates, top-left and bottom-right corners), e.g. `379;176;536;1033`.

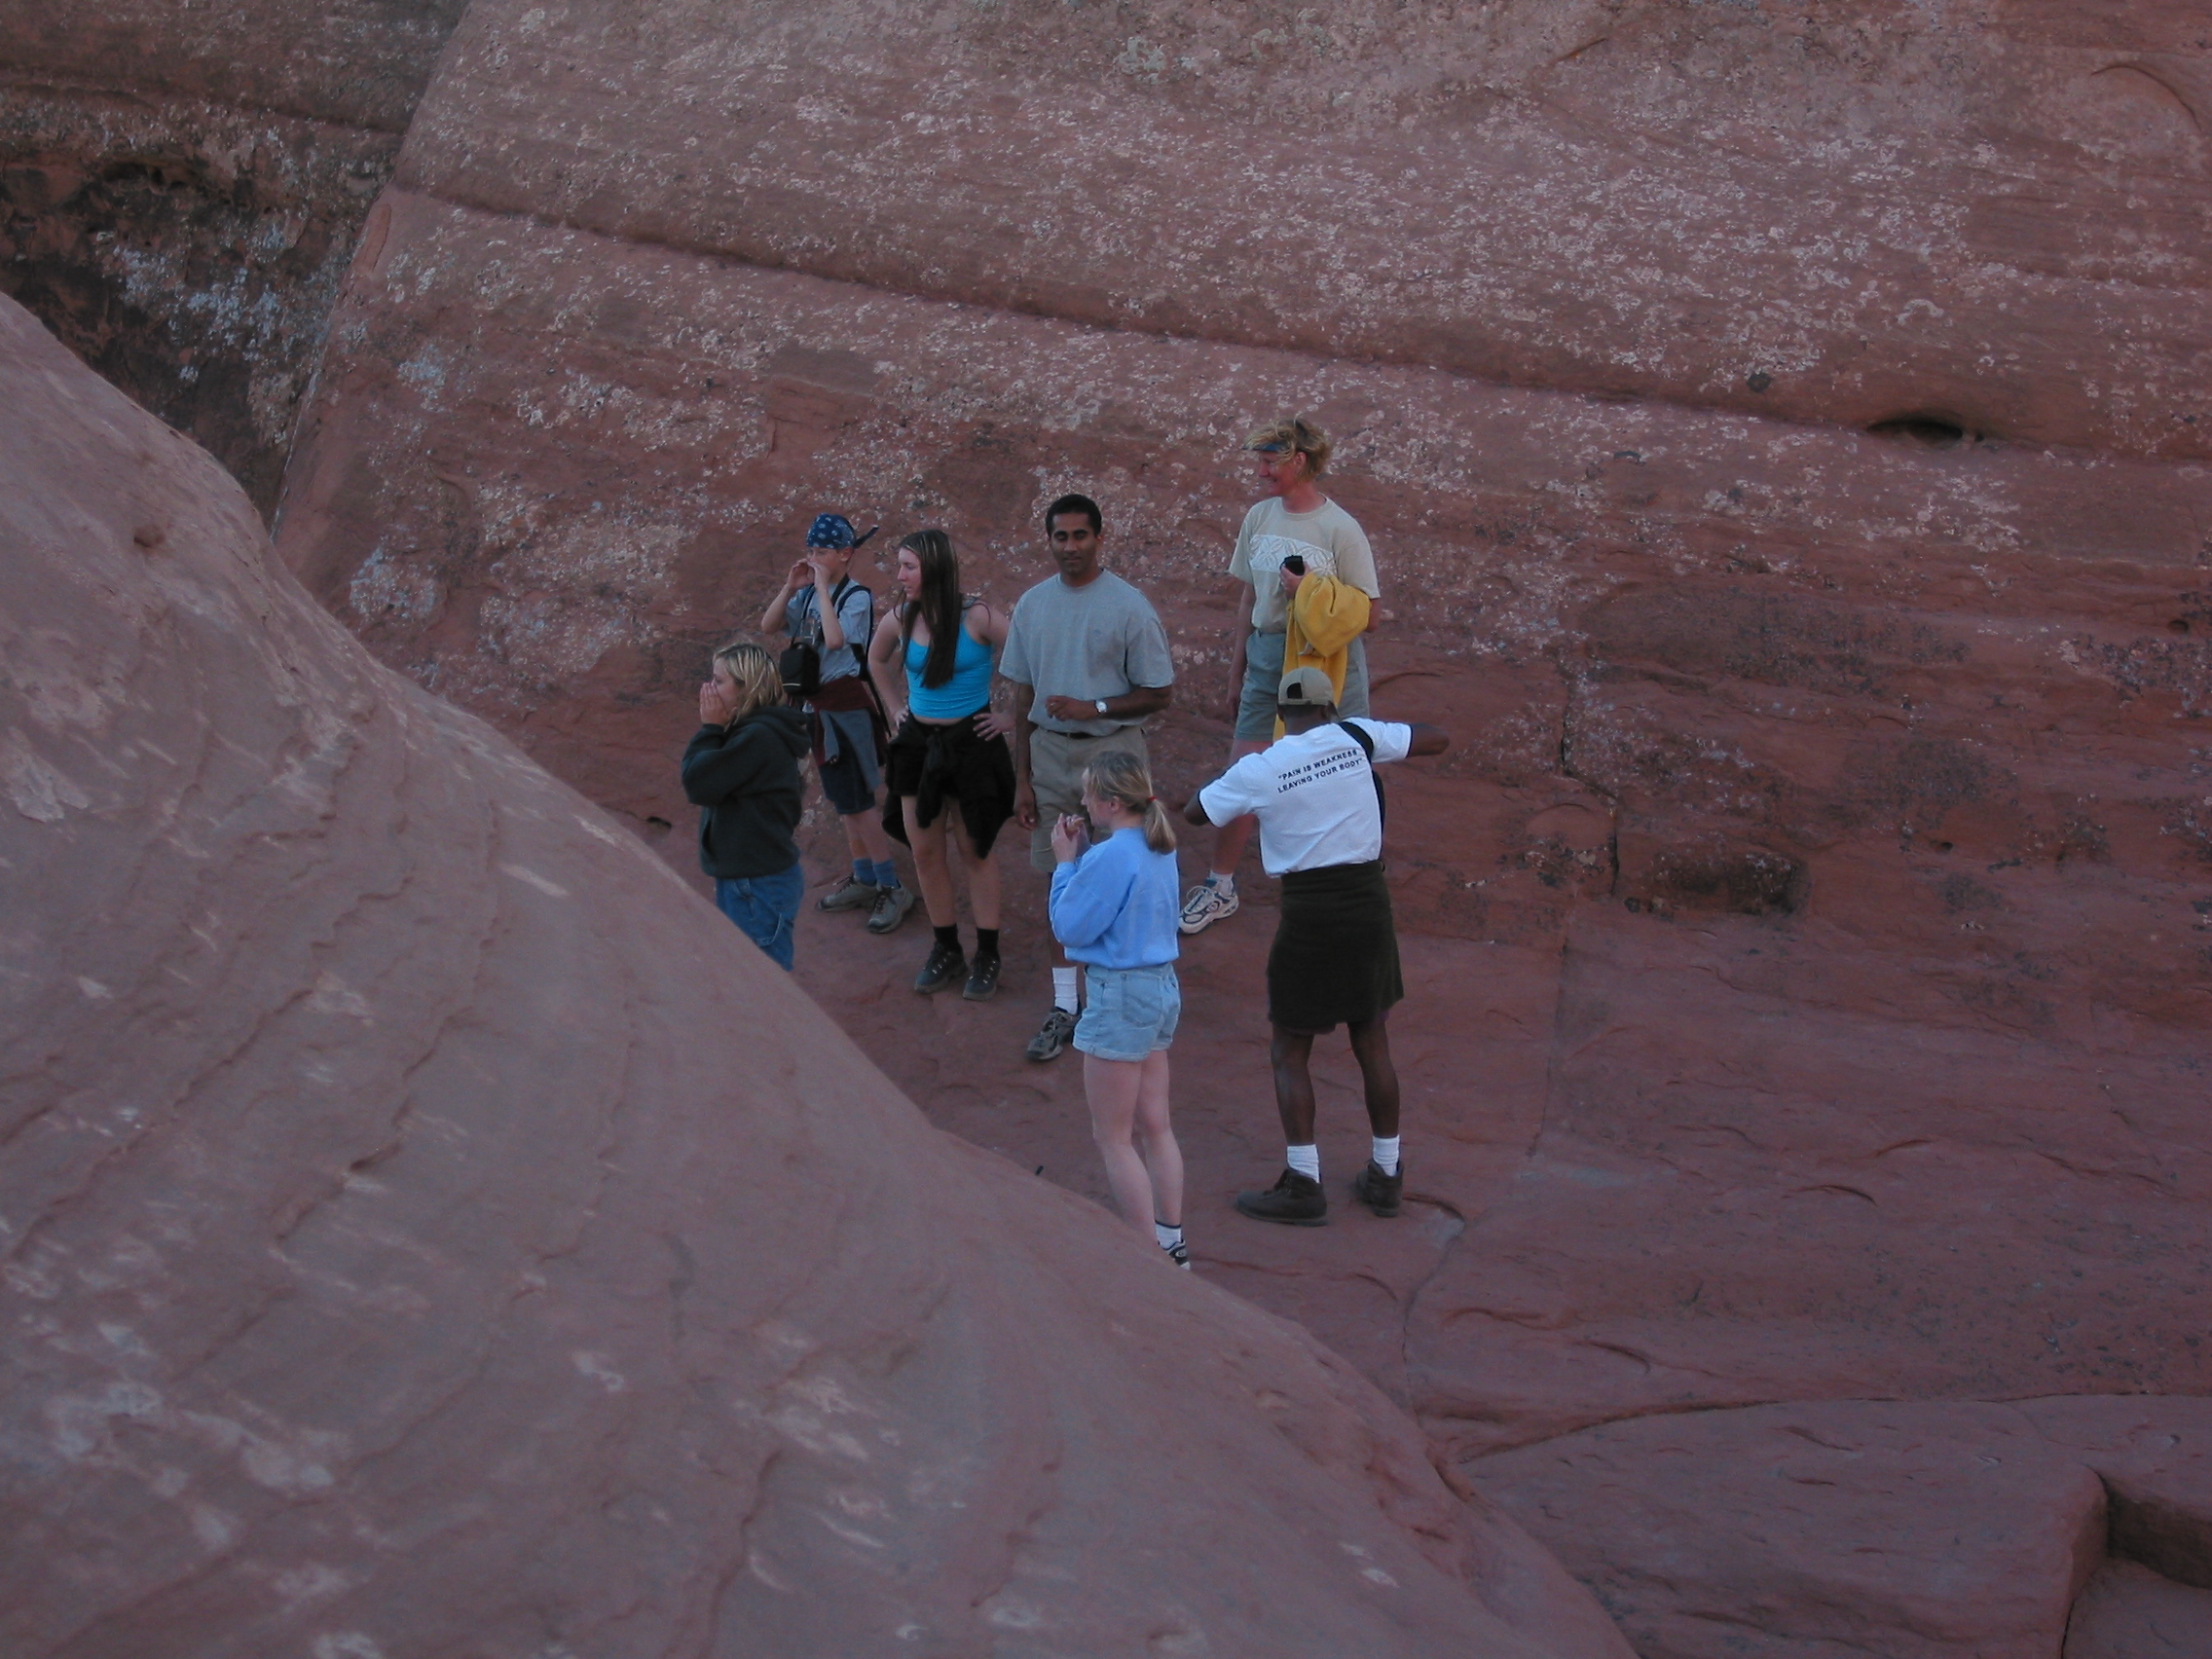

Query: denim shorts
1235;631;1369;740
1074;964;1182;1061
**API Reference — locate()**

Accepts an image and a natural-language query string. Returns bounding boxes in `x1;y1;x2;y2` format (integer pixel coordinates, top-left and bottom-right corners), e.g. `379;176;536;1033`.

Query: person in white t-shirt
1181;667;1448;1226
1179;416;1384;938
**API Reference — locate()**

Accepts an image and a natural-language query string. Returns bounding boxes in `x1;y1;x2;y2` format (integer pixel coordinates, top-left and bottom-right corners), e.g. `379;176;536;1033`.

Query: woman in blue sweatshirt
682;643;812;971
1048;749;1188;1269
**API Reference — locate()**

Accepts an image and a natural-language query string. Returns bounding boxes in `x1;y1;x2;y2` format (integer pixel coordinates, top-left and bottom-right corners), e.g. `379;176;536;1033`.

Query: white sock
1285;1143;1320;1182
1051;967;1080;1014
1154;1220;1183;1250
1207;872;1235;894
1371;1135;1401;1176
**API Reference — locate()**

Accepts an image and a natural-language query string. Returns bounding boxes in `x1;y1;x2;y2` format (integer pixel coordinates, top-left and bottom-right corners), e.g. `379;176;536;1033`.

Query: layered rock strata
24;0;2212;1649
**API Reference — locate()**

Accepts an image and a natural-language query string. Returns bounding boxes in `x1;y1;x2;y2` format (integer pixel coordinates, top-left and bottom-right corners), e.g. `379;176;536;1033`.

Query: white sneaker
1177;879;1238;935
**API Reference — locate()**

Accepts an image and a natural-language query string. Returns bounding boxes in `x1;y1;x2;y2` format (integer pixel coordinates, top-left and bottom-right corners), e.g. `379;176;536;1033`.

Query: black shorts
1268;860;1403;1033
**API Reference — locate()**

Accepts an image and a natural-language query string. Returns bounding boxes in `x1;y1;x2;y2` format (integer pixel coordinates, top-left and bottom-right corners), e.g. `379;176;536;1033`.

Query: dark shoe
1024;1006;1078;1062
1235;1169;1328;1227
817;874;878;912
962;952;1002;1002
1162;1238;1192;1271
913;940;967;995
1351;1159;1404;1218
866;884;916;935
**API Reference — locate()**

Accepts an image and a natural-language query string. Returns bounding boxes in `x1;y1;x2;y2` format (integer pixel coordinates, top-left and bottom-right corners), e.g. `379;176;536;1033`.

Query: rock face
0;298;1634;1656
395;0;2211;460
0;0;468;511
1466;1397;2212;1659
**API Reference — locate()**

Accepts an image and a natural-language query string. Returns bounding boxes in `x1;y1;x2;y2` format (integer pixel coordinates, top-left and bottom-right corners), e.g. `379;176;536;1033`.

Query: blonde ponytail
1082;750;1177;855
1139;797;1175;854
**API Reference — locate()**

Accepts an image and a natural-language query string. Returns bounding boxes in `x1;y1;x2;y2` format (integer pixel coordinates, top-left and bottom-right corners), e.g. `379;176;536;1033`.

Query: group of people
682;417;1450;1268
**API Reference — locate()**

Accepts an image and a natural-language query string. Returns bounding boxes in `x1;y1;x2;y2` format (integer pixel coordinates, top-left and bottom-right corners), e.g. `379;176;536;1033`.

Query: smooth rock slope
0;296;1631;1657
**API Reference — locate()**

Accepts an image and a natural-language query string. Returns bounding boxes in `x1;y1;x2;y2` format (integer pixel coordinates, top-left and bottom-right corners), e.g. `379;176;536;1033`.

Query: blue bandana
806;513;877;550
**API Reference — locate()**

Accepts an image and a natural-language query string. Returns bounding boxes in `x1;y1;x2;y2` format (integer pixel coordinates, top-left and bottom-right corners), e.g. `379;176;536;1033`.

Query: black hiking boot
913;939;968;995
962;952;1002;1002
1351;1160;1403;1218
1234;1168;1328;1227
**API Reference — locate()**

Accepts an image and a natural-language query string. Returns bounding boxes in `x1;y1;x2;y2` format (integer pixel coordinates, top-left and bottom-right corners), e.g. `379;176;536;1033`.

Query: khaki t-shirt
1229;497;1381;634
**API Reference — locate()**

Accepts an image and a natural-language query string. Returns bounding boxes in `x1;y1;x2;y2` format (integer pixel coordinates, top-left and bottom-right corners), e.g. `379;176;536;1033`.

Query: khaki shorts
1027;724;1150;871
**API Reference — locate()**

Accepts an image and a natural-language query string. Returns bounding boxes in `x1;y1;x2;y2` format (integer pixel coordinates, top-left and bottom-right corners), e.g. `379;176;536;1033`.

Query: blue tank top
905;616;994;719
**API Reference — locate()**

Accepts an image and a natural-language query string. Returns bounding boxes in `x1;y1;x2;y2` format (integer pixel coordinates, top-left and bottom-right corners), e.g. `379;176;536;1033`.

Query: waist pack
780;577;869;700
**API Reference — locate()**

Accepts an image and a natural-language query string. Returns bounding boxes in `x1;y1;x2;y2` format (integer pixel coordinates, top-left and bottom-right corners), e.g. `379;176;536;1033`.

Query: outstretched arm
1405;720;1451;758
1179;786;1221;828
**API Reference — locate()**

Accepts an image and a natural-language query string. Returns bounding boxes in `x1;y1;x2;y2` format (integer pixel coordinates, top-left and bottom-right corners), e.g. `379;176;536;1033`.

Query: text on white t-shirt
1198;719;1413;875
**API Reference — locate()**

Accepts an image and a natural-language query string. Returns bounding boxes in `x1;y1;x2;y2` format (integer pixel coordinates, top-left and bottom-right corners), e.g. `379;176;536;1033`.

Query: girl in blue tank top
866;530;1016;1003
904;619;995;719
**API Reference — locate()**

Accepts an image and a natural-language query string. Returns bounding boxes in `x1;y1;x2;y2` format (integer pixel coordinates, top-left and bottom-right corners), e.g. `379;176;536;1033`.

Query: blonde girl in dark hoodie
683;643;814;971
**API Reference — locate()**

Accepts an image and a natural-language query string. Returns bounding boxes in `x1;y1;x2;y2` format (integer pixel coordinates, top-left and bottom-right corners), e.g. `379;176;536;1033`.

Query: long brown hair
1082;750;1176;854
897;529;966;689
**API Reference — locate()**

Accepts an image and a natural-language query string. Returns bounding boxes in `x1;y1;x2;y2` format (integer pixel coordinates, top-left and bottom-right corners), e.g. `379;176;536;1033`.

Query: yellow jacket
1275;574;1371;736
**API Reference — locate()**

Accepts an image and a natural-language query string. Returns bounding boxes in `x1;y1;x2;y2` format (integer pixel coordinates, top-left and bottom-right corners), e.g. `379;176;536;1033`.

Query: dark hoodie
682;705;811;879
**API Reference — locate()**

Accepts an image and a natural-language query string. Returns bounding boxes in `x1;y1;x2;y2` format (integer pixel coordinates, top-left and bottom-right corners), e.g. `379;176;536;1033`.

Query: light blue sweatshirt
1048;827;1181;969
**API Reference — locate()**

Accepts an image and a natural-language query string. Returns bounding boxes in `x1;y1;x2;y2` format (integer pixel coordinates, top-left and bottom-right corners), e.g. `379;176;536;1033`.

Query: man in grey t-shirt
998;493;1176;1061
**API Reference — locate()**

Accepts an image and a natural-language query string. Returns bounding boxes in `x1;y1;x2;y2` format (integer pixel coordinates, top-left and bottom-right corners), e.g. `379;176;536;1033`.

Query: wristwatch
1093;698;1109;717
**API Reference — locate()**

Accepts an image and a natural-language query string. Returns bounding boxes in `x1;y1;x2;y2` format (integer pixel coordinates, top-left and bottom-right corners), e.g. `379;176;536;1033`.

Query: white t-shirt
1229;497;1382;634
1198;718;1413;875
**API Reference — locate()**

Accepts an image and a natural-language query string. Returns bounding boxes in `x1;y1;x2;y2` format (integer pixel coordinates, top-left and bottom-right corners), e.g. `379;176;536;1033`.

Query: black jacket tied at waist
882;714;1014;859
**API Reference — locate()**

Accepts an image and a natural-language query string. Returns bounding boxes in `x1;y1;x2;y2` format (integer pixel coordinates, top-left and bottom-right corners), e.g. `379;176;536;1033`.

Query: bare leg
1346;1014;1401;1138
1269;1026;1319;1144
1083;1054;1158;1241
844;803;894;866
902;797;958;927
947;814;1001;931
1130;1050;1182;1227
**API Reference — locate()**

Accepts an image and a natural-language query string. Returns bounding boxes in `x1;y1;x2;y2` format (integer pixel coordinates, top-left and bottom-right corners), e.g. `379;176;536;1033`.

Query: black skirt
1268;860;1403;1033
882;714;1016;860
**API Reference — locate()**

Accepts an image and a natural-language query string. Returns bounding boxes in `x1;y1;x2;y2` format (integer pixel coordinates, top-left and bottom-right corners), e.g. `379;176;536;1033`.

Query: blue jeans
715;863;804;972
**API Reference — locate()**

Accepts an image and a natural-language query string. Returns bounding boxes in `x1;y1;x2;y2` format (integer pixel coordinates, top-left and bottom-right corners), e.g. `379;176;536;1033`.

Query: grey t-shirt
999;570;1176;735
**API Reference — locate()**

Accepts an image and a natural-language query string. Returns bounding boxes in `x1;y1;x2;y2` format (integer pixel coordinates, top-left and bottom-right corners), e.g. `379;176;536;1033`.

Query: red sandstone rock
0;0;467;508
2065;1563;2212;1659
0;297;1634;1655
397;0;2212;460
275;84;2212;1646
1462;1396;2212;1659
27;0;2201;1646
